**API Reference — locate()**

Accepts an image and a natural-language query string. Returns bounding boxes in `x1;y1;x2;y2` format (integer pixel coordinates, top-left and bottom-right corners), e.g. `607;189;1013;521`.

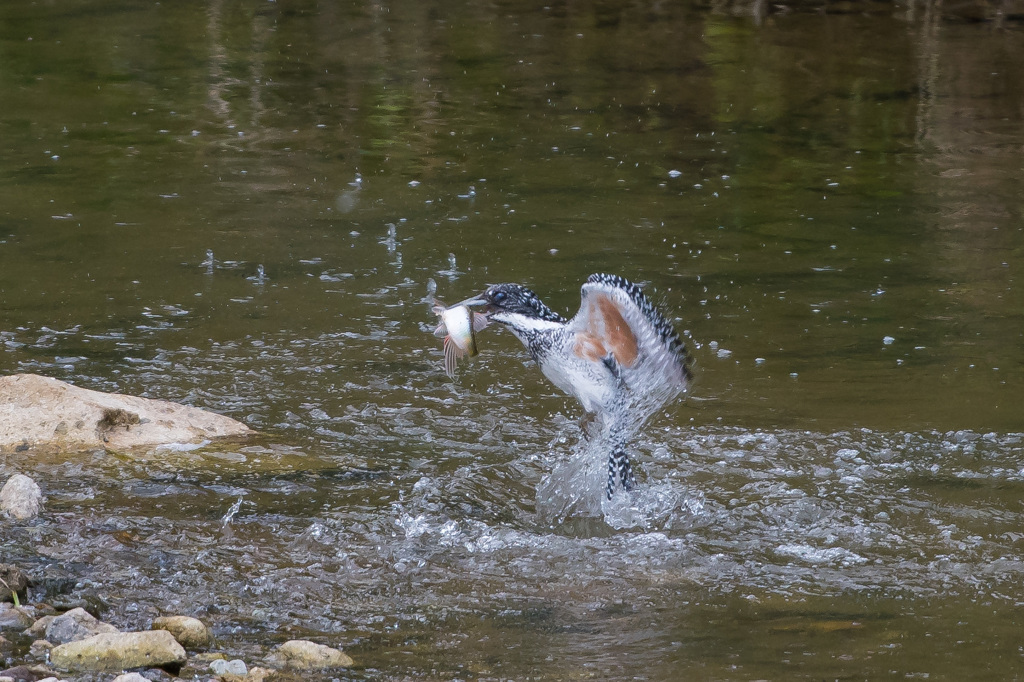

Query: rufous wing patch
574;332;607;363
593;293;639;368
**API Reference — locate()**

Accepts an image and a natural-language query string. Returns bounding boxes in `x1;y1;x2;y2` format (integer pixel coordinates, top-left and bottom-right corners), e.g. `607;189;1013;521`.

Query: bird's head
459;283;566;326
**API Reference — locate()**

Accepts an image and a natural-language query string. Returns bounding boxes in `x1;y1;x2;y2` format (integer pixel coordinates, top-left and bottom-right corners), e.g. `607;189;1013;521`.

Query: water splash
380;223;402;271
437;253;461;280
247;264;267;285
380;223;397;254
535;415;704;531
221;495;244;528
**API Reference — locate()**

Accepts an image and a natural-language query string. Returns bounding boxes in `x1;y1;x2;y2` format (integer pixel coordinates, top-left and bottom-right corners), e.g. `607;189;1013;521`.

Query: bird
460;273;691;499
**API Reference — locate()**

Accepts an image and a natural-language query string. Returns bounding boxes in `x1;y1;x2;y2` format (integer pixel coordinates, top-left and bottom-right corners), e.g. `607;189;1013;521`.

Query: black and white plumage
464;273;691;498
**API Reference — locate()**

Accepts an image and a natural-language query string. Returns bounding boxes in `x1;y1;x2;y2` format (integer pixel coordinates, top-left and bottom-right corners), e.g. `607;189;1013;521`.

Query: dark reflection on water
1;0;1023;679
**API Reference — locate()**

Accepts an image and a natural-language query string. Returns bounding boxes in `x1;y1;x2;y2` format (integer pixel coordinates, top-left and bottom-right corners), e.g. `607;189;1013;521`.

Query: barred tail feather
606;454;617;500
606;444;633;499
617;447;634;492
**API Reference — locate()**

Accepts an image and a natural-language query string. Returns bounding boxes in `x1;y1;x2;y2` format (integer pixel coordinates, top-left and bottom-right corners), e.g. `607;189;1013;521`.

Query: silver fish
433;302;490;378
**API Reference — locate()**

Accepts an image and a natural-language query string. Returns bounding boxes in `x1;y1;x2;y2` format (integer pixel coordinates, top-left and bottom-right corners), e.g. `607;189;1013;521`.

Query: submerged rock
152;615;211;649
0;374;252;454
49;630;186;672
44;608;118;645
269;639;353;669
0;475;43;520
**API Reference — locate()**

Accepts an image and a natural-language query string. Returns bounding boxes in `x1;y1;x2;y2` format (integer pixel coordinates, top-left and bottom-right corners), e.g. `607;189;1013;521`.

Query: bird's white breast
538;353;615;414
492;310;616;413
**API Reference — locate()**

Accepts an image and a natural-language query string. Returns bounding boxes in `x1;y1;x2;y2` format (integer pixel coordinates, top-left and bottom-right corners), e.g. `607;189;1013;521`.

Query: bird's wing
568;274;689;393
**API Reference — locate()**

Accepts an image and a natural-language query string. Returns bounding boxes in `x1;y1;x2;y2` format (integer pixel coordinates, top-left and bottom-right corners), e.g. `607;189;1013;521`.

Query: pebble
0;475;42;520
210;659;247;675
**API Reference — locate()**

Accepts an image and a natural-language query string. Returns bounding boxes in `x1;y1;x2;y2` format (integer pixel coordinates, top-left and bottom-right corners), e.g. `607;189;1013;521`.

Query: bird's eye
493;291;507;304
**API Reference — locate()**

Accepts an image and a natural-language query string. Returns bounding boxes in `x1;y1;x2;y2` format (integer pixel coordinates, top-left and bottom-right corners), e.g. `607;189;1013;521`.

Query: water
1;0;1023;679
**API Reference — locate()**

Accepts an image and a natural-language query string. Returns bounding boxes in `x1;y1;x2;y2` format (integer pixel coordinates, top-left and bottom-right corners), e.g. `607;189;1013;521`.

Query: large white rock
0;374;252;454
49;630;186;672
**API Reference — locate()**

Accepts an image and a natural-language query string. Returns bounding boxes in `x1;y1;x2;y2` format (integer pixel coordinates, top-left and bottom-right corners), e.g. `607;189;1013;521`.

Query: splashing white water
535;415;704;530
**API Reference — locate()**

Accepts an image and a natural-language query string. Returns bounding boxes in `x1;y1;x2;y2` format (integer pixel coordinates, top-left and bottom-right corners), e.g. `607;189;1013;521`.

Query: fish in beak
432;298;491;378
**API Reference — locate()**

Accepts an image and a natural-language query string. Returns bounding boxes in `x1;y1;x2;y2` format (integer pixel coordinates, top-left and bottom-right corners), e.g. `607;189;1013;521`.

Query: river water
1;0;1023;679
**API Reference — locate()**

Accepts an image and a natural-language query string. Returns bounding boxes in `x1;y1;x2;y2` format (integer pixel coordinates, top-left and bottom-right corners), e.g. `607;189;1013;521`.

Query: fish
433;302;490;378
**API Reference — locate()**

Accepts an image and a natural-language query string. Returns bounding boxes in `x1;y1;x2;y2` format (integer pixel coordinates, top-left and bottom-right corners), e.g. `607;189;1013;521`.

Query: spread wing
568;274;690;397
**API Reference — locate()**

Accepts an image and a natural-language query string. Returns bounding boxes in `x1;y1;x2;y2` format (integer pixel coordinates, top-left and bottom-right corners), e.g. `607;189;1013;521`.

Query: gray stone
209;666;272;682
25;615;54;639
0;604;34;631
0;374;252;454
151;615;211;649
269;639;353;669
0;475;42;520
29;638;53;660
0;667;43;682
49;630;186;672
45;607;118;644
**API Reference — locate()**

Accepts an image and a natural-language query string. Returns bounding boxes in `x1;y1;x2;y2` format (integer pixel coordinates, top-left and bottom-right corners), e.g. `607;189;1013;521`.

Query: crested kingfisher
461;273;691;499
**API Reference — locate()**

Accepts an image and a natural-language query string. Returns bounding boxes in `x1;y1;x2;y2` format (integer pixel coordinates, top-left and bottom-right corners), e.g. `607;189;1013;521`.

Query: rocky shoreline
0;572;353;681
0;377;352;680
